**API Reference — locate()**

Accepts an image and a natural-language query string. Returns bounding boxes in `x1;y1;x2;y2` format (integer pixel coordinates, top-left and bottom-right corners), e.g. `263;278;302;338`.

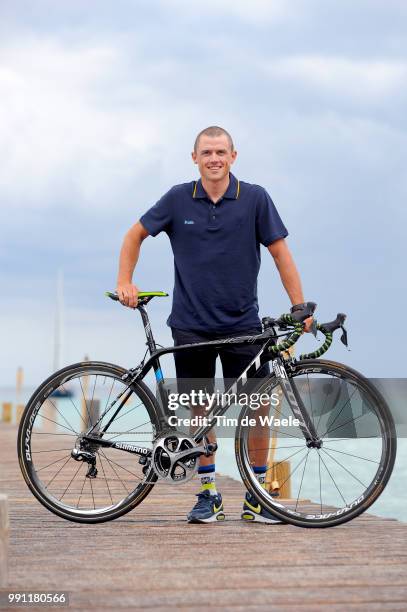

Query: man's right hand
116;283;139;308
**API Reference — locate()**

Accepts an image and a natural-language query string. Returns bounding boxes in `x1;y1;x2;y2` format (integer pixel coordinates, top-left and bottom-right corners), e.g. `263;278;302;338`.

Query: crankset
151;433;217;484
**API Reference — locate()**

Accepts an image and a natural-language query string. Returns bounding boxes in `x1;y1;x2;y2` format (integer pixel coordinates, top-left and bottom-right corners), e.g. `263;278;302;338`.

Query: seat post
138;304;157;354
137;303;168;415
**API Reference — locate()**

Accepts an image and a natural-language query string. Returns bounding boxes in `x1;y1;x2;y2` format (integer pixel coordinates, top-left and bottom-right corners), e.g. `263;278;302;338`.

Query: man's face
192;134;237;183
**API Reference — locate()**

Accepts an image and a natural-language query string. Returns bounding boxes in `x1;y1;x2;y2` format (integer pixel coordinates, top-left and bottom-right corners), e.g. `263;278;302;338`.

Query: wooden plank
0;494;9;587
2;423;407;609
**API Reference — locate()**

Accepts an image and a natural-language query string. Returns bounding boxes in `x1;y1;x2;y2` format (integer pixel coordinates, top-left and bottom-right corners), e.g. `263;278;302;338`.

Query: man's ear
231;150;238;164
191;151;197;164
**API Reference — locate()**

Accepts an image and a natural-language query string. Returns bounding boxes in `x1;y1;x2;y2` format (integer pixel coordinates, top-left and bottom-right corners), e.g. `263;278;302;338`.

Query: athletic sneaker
241;492;283;524
187;490;225;523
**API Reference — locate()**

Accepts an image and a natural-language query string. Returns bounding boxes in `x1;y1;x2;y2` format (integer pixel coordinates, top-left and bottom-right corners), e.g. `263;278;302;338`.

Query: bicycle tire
235;359;396;528
18;361;160;524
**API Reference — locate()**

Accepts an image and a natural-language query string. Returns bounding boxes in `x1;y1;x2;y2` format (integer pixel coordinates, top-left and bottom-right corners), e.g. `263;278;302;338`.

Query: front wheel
235;359;396;528
18;361;160;523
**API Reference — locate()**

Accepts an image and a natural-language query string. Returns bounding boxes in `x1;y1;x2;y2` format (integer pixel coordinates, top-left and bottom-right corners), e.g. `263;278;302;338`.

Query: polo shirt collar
193;173;240;200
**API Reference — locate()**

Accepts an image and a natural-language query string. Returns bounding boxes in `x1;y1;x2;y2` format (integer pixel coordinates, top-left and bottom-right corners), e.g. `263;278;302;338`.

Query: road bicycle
17;293;396;528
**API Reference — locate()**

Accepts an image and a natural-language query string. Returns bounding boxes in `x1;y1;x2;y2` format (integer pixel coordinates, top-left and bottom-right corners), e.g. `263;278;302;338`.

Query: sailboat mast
53;271;64;372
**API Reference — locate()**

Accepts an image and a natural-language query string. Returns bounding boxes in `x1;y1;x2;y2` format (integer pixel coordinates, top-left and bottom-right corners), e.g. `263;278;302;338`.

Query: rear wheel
235;359;396;527
18;361;160;523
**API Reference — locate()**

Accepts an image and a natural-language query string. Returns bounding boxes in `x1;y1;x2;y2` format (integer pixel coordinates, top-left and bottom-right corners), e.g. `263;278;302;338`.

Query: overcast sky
1;0;406;385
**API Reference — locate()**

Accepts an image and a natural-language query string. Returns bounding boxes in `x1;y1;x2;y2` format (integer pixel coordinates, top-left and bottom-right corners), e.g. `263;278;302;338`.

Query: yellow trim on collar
193;179;239;199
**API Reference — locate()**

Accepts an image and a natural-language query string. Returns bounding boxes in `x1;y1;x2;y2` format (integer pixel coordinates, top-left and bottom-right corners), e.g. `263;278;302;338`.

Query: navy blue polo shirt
139;173;288;333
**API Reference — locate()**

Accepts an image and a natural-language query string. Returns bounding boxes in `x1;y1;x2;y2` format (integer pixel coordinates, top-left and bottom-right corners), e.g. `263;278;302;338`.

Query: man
117;126;312;524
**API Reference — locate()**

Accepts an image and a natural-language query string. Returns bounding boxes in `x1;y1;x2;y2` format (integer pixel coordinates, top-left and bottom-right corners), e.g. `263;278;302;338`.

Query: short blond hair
194;126;234;153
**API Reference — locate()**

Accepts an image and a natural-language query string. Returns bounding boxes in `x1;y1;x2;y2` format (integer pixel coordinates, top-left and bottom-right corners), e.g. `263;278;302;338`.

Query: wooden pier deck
1;422;407;610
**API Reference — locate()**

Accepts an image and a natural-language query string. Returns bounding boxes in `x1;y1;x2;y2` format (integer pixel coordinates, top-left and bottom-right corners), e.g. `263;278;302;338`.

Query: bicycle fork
272;358;321;448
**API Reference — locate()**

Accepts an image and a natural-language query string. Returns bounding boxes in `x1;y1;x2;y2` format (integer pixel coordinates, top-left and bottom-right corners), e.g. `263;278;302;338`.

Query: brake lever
340;325;348;347
310;319;318;338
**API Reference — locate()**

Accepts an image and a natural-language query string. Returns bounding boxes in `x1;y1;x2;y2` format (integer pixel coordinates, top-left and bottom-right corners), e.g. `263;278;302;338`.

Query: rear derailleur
71;438;100;478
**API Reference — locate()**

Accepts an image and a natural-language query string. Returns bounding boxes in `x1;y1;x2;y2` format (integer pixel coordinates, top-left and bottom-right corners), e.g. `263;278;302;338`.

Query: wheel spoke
276;450;309;491
89;477;96;510
109;401;146;426
98;450;132;494
97;387;133;428
62;387;88;429
59;462;84;501
38;414;77;435
318;452;322;515
322;446;380;464
41;397;79;435
247;445;305;452
98;449;142;480
318;451;348;507
321;436;379;442
315;381;331;434
76;473;87;509
32;432;79;436
105;420;153;441
36;453;72;473
265;446;306;473
97;453;114;506
321;448;368;488
79;377;93;430
32;448;73;453
324;412;370;438
45;456;73;488
320;384;359;438
306;374;315;427
295;450;310;511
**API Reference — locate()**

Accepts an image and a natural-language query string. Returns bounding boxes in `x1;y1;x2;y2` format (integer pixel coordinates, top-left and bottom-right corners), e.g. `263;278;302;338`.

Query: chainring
151;433;199;484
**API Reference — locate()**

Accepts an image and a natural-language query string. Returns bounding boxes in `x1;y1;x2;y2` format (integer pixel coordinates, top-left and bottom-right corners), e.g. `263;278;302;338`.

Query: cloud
2;34;405;224
265;55;407;100
165;0;294;25
0;38;168;211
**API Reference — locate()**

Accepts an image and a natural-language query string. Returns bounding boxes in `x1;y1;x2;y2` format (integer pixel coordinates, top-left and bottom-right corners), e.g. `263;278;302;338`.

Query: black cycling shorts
171;326;270;398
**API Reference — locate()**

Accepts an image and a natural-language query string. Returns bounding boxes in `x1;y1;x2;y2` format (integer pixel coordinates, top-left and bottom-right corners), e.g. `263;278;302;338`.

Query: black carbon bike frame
80;304;319;459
